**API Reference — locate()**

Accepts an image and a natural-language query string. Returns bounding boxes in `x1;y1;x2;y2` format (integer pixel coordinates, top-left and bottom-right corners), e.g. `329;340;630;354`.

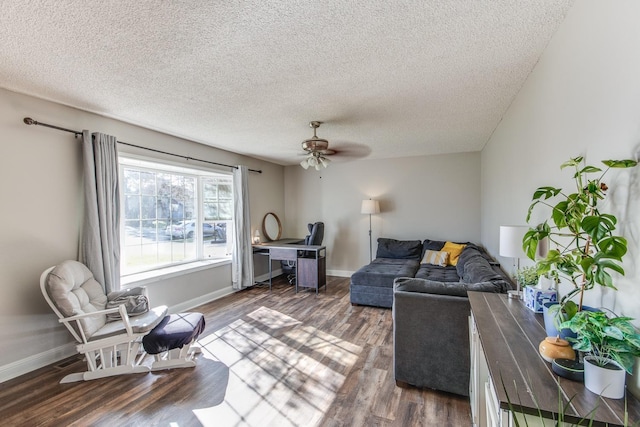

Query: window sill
121;259;231;288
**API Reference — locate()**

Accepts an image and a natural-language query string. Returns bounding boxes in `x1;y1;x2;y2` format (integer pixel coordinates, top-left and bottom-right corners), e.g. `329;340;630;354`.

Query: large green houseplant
523;156;637;319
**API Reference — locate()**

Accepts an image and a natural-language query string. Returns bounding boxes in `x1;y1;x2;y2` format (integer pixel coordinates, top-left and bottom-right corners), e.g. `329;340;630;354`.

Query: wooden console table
468;291;640;427
253;240;326;293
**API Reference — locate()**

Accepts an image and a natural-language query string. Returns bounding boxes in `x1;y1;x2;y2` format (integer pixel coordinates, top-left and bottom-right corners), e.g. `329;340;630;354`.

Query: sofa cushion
420;250;449;266
456;245;485;276
394;277;502;297
457;247;505;284
351;258;420;288
442;241;466;266
376;238;422;260
414;264;461;282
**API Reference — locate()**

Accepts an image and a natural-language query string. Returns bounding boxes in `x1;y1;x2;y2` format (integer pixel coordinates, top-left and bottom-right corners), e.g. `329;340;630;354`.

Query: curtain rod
23;117;262;173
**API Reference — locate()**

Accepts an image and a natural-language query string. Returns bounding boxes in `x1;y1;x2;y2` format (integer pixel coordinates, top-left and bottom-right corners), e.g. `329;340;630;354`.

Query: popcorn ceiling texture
0;1;574;165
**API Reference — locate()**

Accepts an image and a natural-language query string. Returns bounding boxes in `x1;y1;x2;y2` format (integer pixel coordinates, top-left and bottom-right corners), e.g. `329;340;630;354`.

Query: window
120;157;233;276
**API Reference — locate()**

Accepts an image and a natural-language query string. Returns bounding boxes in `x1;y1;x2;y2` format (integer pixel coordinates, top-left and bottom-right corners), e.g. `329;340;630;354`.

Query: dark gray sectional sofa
350;237;513;396
350;238;511;308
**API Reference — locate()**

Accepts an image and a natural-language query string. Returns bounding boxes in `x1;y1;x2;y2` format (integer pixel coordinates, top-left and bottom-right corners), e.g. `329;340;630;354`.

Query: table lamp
499;225;528;299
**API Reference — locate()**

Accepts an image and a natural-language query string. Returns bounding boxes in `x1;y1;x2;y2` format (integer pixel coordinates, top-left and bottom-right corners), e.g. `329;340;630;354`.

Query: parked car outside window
165;221;226;242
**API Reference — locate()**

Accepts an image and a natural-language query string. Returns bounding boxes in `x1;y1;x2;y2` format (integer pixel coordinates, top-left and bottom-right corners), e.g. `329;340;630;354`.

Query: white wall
284;152;481;274
481;1;640;320
0;88;284;380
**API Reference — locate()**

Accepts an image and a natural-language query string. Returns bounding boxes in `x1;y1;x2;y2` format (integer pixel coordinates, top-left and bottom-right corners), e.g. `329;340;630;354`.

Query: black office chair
282;222;324;284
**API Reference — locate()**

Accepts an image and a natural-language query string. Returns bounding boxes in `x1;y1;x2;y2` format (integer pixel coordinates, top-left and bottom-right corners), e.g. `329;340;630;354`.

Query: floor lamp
361;199;380;263
499;225;528;299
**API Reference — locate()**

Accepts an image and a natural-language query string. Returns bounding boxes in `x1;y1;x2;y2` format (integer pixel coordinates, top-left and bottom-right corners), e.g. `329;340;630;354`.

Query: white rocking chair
40;260;168;383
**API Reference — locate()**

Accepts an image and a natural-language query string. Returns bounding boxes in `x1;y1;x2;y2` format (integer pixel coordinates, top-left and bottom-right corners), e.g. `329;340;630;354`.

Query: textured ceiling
1;1;574;165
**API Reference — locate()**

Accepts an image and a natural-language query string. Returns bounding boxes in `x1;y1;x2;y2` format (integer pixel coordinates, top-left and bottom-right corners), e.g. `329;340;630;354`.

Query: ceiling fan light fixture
299;121;335;171
302;138;329;152
319;156;330;168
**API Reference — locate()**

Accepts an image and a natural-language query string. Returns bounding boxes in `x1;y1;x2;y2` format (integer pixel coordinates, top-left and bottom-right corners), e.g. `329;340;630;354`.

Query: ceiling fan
300;121;335;170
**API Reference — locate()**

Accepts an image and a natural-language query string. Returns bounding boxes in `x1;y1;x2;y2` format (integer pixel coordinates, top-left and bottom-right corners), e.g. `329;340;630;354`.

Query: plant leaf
597;236;627;258
577;166;602;175
602;159;638;168
552;200;569;228
582;214;617;242
561;157;583;169
564;300;579;320
532;186;562;201
603;325;624;340
523;225;549;261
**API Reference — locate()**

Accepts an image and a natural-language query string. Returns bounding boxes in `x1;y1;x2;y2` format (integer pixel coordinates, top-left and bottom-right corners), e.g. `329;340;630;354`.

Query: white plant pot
583;356;626;399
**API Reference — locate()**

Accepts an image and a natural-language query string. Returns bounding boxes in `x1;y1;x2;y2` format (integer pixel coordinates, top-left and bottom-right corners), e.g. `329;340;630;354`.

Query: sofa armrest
392;282;471;396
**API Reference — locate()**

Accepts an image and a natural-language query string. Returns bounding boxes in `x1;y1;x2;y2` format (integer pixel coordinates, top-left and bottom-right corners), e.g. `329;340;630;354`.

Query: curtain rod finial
23;117;36;125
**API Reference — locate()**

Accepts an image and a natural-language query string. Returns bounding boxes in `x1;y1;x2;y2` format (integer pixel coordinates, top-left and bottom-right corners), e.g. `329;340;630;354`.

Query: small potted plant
560;310;640;399
518;266;558;313
515;266;539;289
523;156;637;335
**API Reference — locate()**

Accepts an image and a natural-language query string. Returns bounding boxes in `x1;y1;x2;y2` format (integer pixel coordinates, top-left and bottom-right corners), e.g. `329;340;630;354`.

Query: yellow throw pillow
420;250;450;267
442;242;466;266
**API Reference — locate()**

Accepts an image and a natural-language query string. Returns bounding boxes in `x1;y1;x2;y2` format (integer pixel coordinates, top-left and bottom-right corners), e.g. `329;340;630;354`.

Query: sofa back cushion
457;245;505;284
376;238;422;260
422;239;445;254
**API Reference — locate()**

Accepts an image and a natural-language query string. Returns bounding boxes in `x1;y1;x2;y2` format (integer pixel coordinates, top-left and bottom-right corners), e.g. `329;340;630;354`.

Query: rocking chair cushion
46;260;108;337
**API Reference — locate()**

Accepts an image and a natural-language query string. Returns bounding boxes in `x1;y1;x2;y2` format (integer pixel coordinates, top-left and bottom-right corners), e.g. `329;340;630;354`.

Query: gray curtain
232;165;254;290
80;131;121;293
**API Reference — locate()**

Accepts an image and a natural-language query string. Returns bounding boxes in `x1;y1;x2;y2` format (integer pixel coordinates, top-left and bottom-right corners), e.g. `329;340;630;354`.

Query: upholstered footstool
142;312;206;370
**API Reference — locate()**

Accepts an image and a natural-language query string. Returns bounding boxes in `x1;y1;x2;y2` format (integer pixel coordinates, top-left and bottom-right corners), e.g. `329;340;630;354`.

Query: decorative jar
538;336;575;363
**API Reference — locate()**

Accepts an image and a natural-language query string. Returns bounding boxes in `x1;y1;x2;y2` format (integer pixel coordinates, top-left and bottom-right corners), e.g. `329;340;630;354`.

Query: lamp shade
499;225;527;259
361;199;380;215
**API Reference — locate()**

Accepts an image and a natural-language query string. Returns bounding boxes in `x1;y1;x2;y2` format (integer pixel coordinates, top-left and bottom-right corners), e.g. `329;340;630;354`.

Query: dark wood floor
0;276;471;426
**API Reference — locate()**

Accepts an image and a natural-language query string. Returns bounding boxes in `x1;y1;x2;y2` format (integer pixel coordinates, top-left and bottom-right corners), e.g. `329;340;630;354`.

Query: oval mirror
262;212;282;241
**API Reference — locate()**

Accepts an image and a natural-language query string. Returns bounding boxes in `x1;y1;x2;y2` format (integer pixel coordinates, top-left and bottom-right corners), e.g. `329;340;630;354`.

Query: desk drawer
270;248;297;261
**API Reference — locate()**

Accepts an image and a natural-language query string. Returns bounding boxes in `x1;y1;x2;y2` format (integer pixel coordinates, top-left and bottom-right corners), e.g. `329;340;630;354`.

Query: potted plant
515;266;539;288
560;310;640;399
523;156;637;335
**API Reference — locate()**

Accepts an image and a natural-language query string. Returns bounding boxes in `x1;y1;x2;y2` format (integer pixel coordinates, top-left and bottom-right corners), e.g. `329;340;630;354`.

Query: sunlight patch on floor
193;306;362;427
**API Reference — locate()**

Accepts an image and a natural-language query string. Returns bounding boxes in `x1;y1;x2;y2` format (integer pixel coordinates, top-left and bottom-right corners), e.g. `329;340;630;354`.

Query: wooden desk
468;292;640;426
253;240;326;294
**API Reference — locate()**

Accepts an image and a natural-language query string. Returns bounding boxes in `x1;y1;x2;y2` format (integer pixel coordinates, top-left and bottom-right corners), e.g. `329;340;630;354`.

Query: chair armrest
60;305;124;323
60;305;133;340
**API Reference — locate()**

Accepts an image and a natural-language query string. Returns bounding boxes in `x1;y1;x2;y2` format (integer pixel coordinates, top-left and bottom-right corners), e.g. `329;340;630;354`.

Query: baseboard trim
327;270;354;278
169;286;236;313
0;343;76;383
